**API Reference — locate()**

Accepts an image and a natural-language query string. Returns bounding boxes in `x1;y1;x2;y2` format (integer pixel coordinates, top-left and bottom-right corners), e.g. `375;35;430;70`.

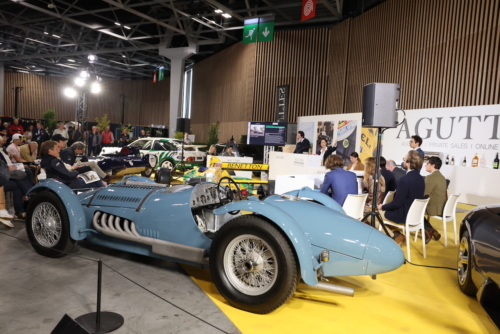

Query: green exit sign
242;17;274;43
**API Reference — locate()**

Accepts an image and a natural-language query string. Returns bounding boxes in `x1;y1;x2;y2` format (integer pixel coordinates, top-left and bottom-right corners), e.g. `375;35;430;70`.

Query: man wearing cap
7;134;27;163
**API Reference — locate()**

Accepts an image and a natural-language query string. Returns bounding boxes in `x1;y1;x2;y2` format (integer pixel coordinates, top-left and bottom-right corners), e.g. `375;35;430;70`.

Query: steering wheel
217;176;242;214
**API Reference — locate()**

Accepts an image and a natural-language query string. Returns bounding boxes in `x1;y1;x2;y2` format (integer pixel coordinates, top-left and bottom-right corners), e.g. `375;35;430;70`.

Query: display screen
247;122;287;146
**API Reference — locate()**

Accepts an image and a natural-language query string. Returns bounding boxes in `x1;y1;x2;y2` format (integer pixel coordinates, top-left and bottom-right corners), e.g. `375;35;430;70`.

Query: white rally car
100;137;206;170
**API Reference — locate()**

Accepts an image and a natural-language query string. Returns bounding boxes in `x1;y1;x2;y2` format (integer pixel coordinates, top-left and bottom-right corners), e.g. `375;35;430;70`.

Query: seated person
320;155;358;206
222;145;235;157
61;141;109;181
346;152;365;171
0;134;34;197
377;151;425;246
20;142;38;162
386;159;406;185
363;157;386;214
423;157;446;243
0;186;15;227
41;141;105;190
379;157;396;193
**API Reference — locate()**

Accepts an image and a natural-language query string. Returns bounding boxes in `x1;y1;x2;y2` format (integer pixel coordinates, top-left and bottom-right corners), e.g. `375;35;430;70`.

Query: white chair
382;198;430;262
430;194;461;247
342;194;368;220
382;191;395;205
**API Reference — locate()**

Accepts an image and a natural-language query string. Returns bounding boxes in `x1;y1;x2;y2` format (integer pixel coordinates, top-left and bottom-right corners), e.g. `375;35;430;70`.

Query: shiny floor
0;224;239;334
183;205;499;334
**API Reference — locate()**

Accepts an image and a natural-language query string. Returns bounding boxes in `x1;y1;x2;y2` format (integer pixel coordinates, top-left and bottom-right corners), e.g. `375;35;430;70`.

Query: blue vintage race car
25;177;404;314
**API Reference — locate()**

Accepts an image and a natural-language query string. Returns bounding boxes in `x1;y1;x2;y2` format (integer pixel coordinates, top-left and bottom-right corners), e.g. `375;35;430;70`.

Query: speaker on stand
360;83;401;246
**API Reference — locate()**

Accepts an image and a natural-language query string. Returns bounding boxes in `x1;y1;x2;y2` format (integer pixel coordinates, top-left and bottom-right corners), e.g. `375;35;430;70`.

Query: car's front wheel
210;215;298;314
457;230;477;296
25;191;75;258
160;159;175;170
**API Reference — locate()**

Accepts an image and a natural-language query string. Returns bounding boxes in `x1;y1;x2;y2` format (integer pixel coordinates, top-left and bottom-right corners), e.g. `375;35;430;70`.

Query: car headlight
149;155;157;167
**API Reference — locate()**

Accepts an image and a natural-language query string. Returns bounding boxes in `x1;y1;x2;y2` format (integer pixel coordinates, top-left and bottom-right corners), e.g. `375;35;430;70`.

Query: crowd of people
318;134;447;247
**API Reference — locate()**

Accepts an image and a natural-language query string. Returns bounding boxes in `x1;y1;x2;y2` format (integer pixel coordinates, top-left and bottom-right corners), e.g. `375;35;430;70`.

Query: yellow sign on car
221;162;269;171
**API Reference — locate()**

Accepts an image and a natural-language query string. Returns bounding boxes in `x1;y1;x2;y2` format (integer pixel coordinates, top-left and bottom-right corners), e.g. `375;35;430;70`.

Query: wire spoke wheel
32;203;62;247
223;234;277;296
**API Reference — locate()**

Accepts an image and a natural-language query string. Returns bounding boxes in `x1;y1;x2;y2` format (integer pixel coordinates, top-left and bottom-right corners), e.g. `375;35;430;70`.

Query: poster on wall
360;128;382;163
316;121;335;154
336;120;358;165
298;121;314;153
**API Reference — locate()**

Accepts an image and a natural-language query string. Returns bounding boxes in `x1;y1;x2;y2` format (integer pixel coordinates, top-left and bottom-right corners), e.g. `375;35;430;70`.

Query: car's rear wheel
457;230;477;296
25;191;75;258
161;159;175;170
210;215;297;314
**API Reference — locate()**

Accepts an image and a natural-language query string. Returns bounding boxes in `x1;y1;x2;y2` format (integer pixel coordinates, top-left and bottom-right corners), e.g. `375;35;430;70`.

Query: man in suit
377;151;425;246
294;131;310;154
423;156;446;243
379;157;396;193
386;159;406;185
410;135;424;160
320;155;358;206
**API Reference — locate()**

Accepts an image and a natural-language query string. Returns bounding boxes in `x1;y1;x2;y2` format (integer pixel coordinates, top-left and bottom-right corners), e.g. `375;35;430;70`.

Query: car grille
96;195;142;203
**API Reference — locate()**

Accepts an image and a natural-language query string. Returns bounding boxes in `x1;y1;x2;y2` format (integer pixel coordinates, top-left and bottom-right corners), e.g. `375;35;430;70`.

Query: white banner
383;104;500;168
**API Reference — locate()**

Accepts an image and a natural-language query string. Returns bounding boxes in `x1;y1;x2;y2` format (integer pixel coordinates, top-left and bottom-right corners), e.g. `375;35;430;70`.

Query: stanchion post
96;259;102;325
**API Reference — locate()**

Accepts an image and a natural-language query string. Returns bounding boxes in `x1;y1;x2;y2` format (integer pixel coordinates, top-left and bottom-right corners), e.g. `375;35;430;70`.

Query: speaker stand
75;260;124;334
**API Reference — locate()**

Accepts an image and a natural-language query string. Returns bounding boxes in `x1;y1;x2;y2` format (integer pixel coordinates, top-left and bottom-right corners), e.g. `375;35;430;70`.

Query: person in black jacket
379;157;396;193
386;159;407;185
41;141;105;189
294;131;310;154
60;141;109;180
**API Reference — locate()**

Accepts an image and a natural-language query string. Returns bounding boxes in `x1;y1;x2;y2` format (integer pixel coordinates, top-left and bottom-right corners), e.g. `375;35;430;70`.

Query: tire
457;230;477;296
25;191;75;258
209;215;298;314
160;159;175;170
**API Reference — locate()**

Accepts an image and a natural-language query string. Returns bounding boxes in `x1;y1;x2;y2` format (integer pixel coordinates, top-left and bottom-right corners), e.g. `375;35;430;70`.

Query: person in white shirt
52;122;69;139
6;134;27;163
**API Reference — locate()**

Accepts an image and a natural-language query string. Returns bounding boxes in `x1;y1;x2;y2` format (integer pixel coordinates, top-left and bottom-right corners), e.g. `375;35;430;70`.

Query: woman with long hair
346;152;364;171
363;157;386;214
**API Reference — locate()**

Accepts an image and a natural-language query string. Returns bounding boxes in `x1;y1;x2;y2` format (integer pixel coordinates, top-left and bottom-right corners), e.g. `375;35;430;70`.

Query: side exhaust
301;282;354;297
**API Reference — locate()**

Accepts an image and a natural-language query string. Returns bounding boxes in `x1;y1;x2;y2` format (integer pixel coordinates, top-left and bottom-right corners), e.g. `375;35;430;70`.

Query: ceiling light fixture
87;54;97;63
44;32;49;35
91;82;101;94
123;26;131;30
122;55;126;58
64;87;77;98
214;9;223;13
114;22;121;26
68;59;75;62
52;34;60;38
222;13;231;18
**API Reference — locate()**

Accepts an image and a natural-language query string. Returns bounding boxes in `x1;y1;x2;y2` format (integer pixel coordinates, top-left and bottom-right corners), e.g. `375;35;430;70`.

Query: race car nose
363;229;405;275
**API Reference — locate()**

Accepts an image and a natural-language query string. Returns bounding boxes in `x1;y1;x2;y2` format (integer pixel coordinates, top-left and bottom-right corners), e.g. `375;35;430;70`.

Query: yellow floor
183;204;499;334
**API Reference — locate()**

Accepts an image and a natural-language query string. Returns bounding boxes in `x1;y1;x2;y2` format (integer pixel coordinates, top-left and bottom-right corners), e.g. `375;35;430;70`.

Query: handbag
0;160;9;187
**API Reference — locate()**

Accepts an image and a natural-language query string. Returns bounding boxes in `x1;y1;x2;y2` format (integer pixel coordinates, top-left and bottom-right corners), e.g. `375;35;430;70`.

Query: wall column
159;40;197;134
0;63;4;116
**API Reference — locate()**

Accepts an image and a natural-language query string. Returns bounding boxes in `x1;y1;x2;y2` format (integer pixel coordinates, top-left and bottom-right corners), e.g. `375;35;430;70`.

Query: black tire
25;191;75;258
209;215;297;314
457;230;477;296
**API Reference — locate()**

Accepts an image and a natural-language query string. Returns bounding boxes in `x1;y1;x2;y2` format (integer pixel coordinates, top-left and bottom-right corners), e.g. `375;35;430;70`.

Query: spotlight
74;78;85;86
90;82;101;94
64;87;77;98
87;54;97;63
80;70;90;78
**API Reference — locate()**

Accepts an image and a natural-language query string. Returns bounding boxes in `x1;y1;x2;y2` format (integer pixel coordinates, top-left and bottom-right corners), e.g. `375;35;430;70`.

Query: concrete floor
0;221;240;334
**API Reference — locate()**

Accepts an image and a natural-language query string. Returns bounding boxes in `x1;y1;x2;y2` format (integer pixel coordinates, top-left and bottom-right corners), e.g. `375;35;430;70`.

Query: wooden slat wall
3;72;170;126
345;0;500;113
252;28;331;122
190;42;256;142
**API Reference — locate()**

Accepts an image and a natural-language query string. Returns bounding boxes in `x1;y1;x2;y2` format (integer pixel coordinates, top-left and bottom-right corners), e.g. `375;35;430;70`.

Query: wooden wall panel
344;0;500;114
190;42;256;142
252;28;331;122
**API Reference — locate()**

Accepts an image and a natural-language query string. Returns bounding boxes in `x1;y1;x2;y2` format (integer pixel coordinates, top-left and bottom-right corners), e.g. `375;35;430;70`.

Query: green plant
41;109;57;131
174;131;184;140
240;135;248;144
95;114;111;130
207;121;220;146
119;124;134;132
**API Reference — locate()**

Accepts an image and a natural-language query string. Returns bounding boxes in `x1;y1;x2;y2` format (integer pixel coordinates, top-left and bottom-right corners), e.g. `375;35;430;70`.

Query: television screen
247;122;287;146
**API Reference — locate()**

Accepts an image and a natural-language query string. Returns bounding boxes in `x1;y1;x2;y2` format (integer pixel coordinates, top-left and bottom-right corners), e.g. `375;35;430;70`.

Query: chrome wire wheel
31;203;62;248
457;235;469;285
223;234;278;296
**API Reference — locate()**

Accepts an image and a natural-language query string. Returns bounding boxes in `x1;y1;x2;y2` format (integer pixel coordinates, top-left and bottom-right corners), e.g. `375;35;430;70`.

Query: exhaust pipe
300;282;354;297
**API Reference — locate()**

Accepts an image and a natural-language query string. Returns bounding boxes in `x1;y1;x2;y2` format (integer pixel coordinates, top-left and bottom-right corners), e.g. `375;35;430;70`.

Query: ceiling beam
318;0;342;19
202;0;245;21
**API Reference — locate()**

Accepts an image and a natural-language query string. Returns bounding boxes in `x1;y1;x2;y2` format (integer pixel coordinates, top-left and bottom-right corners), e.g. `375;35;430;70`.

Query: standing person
319;138;337;166
101;126;114;148
9;118;24;136
320;155;358;206
386;159;406;185
138;129;147;139
33;121;46;156
72;124;83;143
52;122;68;139
118;128;130;147
294;131;310;154
87;126;101;156
410;135;424;160
24;125;33;143
377;150;425;246
363;157;386;215
67;126;74;146
346;152;365;171
423;157;446;243
183;132;192;145
379;157;396;193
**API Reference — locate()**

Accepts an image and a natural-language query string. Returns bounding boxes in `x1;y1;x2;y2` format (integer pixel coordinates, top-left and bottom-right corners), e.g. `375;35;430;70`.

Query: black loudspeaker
176;118;190;133
362;83;400;128
51;314;90;334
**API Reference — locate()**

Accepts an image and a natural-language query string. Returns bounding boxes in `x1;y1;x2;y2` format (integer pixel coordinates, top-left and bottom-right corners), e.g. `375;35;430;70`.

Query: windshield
130;140;152;150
